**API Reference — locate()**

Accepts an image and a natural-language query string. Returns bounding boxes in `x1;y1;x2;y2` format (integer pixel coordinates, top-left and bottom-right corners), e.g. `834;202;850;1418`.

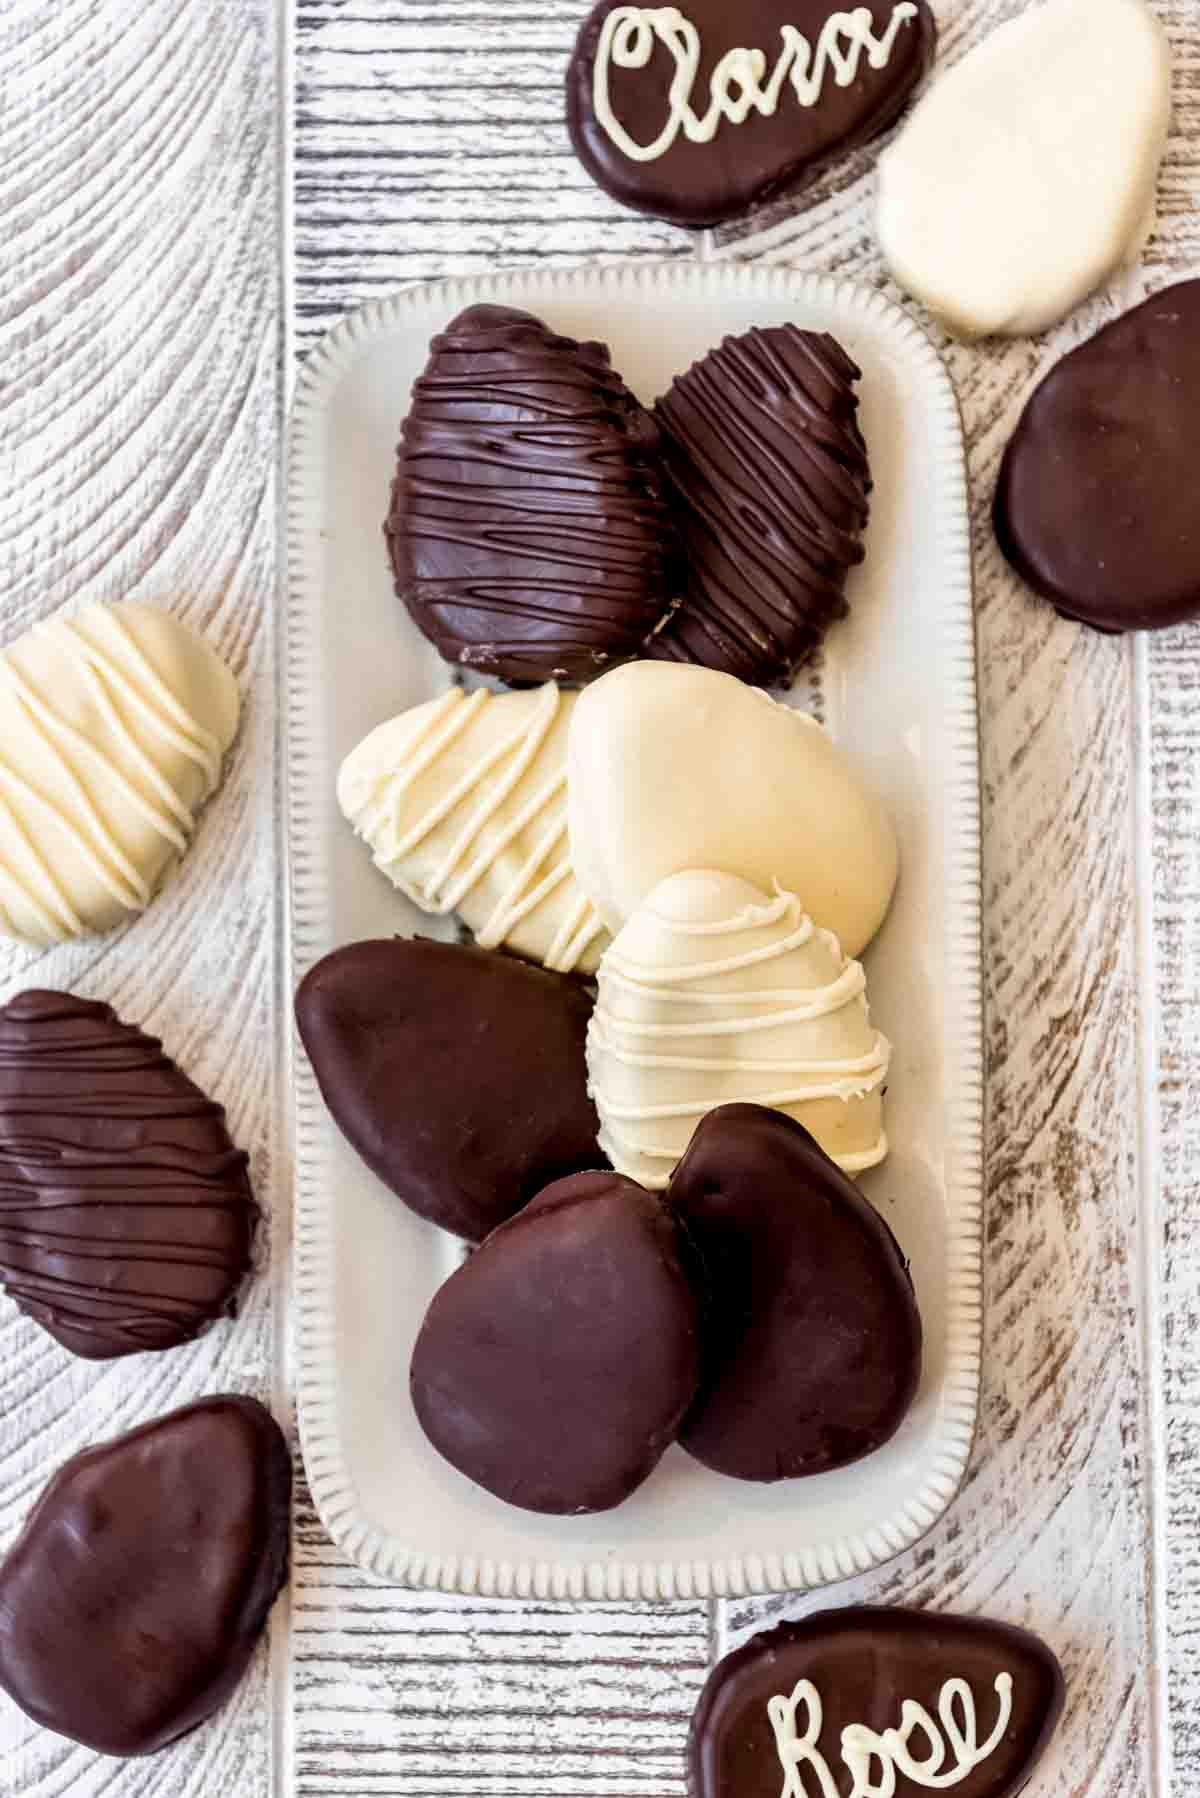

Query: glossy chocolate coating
567;0;936;229
0;1396;292;1757
669;1104;920;1480
994;281;1200;631
410;1171;701;1513
0;990;257;1359
648;326;871;684
385;304;677;683
294;937;601;1241
689;1607;1065;1798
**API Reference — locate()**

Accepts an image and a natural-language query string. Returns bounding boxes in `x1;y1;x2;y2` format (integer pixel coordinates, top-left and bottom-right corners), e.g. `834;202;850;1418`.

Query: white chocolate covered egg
0;600;239;947
337;683;610;976
876;0;1171;339
588;870;890;1188
567;661;897;959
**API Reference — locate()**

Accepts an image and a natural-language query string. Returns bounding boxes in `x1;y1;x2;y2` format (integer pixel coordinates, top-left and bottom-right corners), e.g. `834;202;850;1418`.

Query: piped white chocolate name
769;1671;1014;1796
593;3;919;162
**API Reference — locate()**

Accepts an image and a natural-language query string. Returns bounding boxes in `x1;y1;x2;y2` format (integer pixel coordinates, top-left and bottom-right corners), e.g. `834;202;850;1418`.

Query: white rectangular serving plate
285;261;981;1601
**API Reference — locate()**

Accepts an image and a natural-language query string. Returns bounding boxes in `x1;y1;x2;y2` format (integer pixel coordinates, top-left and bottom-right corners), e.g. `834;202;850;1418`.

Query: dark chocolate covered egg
567;0;936;228
690;1606;1064;1798
410;1171;701;1513
385;303;678;684
0;1397;291;1756
670;1103;921;1481
0;990;257;1360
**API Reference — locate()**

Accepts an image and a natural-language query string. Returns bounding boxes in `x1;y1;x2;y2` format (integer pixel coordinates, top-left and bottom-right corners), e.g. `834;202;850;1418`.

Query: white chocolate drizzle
769;1671;1014;1796
0;606;229;945
588;877;889;1185
593;3;919;162
342;684;607;976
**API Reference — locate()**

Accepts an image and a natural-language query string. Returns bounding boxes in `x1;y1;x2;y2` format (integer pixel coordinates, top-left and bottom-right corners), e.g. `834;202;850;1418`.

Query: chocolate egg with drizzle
567;0;936;229
648;325;872;685
338;683;610;976
0;991;257;1360
588;870;890;1188
689;1607;1064;1798
385;304;678;683
0;600;239;947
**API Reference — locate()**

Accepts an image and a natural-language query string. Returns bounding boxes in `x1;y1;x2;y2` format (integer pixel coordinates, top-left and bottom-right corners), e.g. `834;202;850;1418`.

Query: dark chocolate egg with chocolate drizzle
994;279;1200;632
648;325;872;685
385;304;678;684
0;1396;291;1756
567;0;936;229
0;990;257;1359
689;1607;1065;1798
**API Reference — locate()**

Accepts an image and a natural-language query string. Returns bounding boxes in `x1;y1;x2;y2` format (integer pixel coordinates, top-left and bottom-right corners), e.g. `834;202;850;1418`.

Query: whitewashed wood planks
294;0;693;350
294;1503;710;1795
292;3;1200;1797
1144;15;1200;1783
0;0;284;1794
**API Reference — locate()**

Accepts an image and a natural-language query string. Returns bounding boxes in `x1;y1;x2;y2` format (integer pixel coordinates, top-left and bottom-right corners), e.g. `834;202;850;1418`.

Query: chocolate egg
337;684;609;976
689;1607;1064;1798
648;325;871;685
567;0;936;228
994;279;1200;630
410;1171;701;1513
0;600;239;948
294;938;600;1241
669;1103;921;1480
567;660;898;959
0;990;257;1360
877;0;1170;339
0;1397;291;1757
588;871;890;1188
385;304;677;684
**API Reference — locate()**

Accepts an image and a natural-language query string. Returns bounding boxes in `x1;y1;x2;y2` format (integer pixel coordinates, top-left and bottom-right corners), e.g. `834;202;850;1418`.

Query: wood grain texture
292;3;1199;1797
1145;12;1200;1785
294;0;693;351
293;1495;711;1796
0;0;283;1794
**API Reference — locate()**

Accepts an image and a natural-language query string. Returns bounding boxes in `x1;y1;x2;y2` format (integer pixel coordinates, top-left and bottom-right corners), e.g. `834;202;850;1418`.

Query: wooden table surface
2;1;1199;1793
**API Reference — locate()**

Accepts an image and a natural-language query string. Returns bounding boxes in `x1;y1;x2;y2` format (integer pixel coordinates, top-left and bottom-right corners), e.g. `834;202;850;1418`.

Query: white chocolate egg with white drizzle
0;600;239;947
588;869;889;1187
337;683;609;976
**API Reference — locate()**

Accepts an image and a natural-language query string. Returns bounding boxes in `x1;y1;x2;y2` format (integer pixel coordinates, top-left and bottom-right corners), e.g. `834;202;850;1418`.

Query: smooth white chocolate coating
0;600;239;947
588;870;889;1187
337;683;609;976
567;661;897;958
876;0;1171;339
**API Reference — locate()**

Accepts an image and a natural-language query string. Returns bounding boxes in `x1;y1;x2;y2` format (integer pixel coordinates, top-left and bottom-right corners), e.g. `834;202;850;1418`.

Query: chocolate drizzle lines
648;324;872;686
385;303;679;683
0;990;257;1358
